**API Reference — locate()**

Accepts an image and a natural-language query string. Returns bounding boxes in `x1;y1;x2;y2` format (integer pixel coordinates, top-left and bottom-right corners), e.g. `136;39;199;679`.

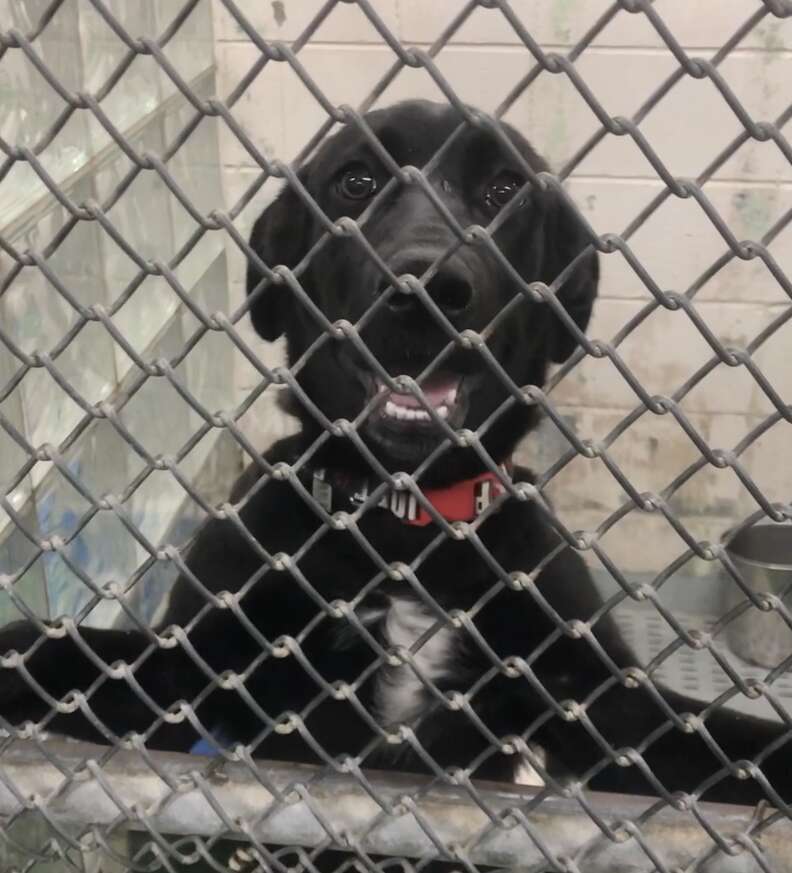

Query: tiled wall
214;0;792;575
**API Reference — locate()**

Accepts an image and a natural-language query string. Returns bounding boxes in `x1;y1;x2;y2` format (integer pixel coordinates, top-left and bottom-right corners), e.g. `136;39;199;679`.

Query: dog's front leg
610;685;792;807
535;670;792;806
0;618;199;748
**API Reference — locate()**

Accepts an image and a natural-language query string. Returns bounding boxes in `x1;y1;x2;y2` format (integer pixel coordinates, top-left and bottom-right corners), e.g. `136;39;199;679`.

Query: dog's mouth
358;368;476;464
331;348;484;463
376;372;461;426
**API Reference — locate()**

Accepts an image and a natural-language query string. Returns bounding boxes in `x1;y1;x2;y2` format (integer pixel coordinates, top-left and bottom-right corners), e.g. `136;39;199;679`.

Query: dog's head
246;100;597;481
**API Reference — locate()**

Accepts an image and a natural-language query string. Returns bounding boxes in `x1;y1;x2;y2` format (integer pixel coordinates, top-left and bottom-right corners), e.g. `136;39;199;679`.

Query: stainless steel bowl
723;524;792;668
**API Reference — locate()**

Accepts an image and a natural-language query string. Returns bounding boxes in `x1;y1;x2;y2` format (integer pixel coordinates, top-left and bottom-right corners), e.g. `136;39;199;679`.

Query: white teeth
378;379;459;424
383;400;432;422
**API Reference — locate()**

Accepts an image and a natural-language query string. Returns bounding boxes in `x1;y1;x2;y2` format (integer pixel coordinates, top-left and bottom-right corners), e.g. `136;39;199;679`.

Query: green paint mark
552;0;575;43
732;189;772;237
758;19;784;56
272;1;286;28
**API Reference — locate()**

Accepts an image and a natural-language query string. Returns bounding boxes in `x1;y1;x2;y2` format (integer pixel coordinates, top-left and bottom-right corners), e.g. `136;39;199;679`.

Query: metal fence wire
2;0;792;871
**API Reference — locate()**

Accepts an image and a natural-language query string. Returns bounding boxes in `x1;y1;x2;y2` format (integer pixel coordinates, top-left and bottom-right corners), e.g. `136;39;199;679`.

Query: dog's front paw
0;620;48;706
0;619;42;650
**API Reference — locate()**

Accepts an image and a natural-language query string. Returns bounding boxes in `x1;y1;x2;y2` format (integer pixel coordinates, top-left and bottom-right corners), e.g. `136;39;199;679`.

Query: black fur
1;101;789;815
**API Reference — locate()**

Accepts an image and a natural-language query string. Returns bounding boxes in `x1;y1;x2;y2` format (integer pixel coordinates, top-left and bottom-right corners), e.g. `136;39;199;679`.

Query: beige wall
212;1;792;573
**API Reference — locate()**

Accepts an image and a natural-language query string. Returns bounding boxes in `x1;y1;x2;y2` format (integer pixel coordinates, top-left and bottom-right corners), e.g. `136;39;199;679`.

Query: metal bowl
723;524;792;668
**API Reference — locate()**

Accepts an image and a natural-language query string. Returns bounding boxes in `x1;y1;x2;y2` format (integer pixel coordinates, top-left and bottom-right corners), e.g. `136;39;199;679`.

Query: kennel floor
613;601;792;722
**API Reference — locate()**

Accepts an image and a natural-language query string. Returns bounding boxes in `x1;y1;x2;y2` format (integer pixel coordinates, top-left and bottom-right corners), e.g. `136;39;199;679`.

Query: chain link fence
2;0;792;871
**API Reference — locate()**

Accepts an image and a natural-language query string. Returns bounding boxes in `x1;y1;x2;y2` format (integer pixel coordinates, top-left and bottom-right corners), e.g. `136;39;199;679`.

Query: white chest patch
375;597;455;727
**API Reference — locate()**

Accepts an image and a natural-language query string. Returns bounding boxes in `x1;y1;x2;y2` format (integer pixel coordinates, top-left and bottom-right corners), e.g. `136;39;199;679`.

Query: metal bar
0;740;789;871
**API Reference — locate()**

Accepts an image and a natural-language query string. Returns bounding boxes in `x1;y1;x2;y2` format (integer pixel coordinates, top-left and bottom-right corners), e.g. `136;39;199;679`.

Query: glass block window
0;0;236;629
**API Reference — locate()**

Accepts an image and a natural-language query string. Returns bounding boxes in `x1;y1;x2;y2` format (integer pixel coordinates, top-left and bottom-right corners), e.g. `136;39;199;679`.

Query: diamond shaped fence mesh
2;1;792;871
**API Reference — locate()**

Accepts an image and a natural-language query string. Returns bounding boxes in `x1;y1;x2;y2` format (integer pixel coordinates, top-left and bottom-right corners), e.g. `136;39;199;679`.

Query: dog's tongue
386;374;459;409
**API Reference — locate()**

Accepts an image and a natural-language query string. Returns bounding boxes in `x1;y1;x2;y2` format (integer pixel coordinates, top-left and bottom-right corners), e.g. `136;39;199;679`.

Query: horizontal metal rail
0;740;789;871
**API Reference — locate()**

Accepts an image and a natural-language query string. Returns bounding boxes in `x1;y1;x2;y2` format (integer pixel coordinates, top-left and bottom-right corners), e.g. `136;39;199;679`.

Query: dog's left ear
246;174;312;341
541;190;599;363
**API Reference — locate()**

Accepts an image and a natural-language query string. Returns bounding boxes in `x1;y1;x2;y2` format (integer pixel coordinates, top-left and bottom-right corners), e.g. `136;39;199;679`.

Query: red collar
311;463;512;526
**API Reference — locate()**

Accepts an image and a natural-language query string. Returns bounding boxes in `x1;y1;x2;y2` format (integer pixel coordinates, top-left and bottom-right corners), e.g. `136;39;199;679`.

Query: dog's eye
337;164;378;200
484;172;524;210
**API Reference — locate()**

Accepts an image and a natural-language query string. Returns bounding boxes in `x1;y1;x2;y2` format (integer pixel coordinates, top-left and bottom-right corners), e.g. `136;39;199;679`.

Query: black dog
1;100;790;816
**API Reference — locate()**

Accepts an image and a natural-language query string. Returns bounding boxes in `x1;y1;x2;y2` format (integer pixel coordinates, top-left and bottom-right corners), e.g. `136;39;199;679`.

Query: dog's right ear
246;176;312;341
540;188;599;364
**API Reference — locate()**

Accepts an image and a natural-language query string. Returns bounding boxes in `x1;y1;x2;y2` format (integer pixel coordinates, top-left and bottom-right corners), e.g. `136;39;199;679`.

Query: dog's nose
381;262;474;317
